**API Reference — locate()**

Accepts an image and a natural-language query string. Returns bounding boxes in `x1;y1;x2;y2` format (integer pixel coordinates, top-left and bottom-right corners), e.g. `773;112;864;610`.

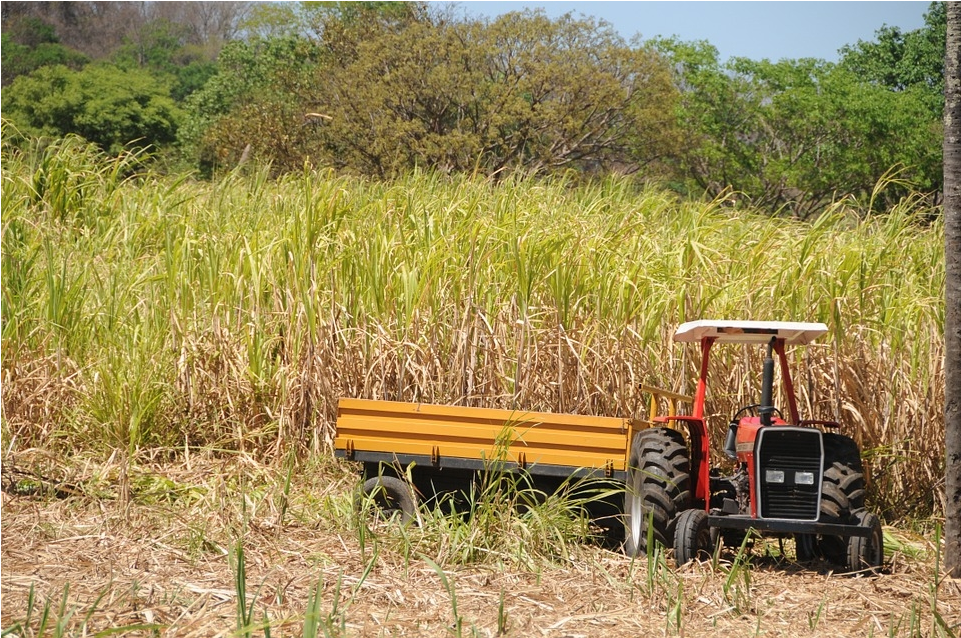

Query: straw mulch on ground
2;452;958;637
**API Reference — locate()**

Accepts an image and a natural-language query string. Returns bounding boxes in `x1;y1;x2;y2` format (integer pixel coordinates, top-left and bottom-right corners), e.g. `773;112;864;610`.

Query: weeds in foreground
2;583;158;637
3;453;958;637
721;533;755;615
424;556;464;636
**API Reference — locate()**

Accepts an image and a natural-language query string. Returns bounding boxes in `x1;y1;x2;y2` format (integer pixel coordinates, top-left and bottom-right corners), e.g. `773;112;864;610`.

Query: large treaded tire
356;476;418;525
823;433;864;474
623;428;691;556
817;463;858;563
796;433;866;564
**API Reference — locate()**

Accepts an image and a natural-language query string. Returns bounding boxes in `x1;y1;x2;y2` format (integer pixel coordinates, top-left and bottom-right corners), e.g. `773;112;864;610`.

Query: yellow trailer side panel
335;398;633;471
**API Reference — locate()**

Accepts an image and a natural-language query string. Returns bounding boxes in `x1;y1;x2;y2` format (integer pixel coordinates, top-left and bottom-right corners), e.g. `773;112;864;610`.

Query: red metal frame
665;335;804;511
773;339;800;424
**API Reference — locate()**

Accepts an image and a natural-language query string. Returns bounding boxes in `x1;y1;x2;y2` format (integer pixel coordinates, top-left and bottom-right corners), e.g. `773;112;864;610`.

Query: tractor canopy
674;320;828;345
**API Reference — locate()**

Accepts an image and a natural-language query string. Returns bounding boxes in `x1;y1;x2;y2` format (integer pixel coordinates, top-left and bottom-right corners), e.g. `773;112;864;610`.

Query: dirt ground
2;453;959;637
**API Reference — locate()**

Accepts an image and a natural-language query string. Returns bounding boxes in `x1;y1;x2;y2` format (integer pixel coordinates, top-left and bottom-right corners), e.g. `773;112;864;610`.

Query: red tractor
623;320;883;572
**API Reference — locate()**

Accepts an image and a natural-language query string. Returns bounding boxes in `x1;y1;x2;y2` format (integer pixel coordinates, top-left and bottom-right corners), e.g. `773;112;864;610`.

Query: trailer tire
674;508;712;565
356;476;418;525
846;509;883;575
623;428;691;556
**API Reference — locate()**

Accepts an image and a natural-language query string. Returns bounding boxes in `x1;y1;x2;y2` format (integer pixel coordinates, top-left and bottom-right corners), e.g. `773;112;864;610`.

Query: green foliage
110;18;218;101
190;9;680;178
177;35;322;174
733;56;941;211
169;58;218;102
655;36;943;216
840;3;945;103
241;3;306;39
836;1;946;200
1;17;89;86
112;18;192;71
2;64;182;154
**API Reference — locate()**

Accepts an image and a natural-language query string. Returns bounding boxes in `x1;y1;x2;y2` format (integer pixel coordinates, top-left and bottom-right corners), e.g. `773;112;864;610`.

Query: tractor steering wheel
730;403;783;425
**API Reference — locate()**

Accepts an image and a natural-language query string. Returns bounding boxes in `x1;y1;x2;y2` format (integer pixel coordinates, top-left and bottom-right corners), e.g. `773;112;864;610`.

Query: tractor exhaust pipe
759;337;776;427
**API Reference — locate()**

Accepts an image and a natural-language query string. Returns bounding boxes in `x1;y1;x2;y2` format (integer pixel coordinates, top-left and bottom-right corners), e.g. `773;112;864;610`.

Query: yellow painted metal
639;384;694;422
627;385;695;460
335;398;634;471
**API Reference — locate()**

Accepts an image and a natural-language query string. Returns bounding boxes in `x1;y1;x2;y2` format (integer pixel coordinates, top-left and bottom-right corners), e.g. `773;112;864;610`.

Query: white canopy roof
674;320;829;345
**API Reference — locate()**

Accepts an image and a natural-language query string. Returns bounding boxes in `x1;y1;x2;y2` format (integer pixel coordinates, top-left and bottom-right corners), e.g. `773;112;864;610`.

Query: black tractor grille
756;428;822;520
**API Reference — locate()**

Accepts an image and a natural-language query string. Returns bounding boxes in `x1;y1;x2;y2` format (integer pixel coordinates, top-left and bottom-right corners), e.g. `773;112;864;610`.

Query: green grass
0;130;945;520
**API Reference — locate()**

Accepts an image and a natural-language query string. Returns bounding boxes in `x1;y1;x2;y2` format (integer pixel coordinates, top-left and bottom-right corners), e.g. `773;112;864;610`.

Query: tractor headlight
765;469;785;484
794;471;816;486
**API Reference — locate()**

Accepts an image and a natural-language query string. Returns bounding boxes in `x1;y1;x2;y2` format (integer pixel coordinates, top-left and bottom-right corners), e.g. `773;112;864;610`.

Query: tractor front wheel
846;509;883;574
819;468;866;564
674;508;713;565
812;434;866;565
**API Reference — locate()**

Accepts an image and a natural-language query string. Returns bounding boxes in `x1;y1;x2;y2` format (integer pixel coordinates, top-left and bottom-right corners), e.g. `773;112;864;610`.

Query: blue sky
453;2;931;62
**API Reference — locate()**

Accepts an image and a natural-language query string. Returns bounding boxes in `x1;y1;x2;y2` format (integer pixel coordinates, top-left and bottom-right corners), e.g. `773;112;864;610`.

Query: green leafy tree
177;35;322;174
111;17;218;101
731;57;940;214
189;7;679;178
840;3;945;101
652;40;765;199
464;11;679;175
657;36;943;216
1;15;88;86
2;64;182;153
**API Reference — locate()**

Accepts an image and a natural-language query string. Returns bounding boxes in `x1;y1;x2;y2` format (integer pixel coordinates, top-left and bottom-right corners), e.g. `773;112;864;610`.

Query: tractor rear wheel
674;508;712;565
623;428;691;556
801;434;866;564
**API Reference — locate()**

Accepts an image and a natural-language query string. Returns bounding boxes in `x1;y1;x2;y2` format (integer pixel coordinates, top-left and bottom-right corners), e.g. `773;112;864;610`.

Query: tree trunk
944;1;961;579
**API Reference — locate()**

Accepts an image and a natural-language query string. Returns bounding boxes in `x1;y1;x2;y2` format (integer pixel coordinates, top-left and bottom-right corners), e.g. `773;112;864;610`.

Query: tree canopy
184;7;680;179
3;64;181;153
0;0;947;216
656;38;944;216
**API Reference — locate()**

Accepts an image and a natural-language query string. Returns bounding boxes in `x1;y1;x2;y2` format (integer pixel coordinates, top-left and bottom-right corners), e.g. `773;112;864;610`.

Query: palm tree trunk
944;0;961;579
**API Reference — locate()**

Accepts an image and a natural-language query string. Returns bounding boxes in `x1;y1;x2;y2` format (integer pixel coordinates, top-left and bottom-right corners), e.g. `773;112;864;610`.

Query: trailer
334;385;689;527
334;319;883;573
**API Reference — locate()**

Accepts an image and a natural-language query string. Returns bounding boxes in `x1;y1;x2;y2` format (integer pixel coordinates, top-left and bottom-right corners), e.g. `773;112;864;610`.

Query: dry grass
2;452;958;637
1;136;952;637
2;142;945;519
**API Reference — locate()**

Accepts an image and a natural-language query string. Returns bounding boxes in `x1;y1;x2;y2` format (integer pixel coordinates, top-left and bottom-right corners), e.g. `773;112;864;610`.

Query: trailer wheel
356;476;418;525
673;508;712;565
623;428;691;556
846;509;883;575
